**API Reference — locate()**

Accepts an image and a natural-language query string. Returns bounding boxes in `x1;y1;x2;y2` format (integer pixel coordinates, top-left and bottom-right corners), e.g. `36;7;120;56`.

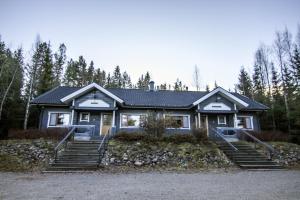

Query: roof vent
149;81;155;91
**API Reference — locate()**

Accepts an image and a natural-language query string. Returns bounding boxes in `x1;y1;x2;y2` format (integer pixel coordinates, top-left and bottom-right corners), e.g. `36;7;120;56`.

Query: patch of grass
0;154;30;172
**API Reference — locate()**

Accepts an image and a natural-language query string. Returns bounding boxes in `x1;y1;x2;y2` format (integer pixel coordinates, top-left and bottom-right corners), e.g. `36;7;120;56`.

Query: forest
0;25;299;138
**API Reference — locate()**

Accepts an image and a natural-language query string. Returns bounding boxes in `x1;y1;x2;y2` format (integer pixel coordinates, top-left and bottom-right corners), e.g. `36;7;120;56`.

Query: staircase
218;142;283;170
45;138;109;172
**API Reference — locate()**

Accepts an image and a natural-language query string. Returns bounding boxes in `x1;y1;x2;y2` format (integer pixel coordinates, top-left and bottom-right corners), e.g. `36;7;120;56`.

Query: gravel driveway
1;170;300;200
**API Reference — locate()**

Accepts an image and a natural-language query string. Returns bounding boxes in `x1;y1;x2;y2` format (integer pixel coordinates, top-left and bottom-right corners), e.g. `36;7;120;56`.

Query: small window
48;113;70;127
121;114;146;128
165;114;190;129
237;116;253;129
80;113;90;122
217;115;226;125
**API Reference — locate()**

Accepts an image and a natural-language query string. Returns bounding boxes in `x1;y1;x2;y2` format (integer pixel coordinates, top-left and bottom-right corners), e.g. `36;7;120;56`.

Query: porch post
112;100;116;127
234;103;237;128
197;104;201;128
71;99;75;125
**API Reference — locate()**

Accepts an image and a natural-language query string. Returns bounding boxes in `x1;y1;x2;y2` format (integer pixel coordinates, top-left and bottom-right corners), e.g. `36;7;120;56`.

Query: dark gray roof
31;86;268;110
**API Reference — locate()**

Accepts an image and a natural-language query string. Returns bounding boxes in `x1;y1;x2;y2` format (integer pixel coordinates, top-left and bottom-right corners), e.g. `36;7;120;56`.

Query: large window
237;116;253;130
121;113;146;128
48;112;70;127
165;114;190;129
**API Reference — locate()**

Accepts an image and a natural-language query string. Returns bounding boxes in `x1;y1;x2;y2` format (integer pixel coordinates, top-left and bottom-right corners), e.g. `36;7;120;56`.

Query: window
48;112;70;127
217;115;226;125
121;114;146;128
237;116;253;129
80;112;90;122
165;114;190;129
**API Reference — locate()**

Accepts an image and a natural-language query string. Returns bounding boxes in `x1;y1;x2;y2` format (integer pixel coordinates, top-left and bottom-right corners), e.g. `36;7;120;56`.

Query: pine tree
206;85;210;92
159;83;167;90
36;42;54;95
78;56;87;86
106;73;112;88
64;59;80;87
86;61;95;84
237;67;253;98
111;66;122;88
291;46;300;87
122;71;132;88
94;68;106;86
53;43;66;87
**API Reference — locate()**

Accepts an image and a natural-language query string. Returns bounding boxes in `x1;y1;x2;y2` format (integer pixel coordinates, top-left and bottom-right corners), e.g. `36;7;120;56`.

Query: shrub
162;134;196;144
239;130;288;142
192;128;208;143
142;112;165;138
289;130;300;145
113;132;147;142
7;128;68;140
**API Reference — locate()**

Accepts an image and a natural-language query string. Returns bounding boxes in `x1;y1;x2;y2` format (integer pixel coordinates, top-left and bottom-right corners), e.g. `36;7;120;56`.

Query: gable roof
192;87;249;107
60;83;124;103
31;86;268;110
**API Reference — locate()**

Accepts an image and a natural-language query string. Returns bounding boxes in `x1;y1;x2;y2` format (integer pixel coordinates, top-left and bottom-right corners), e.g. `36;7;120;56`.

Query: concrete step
240;164;283;169
235;161;278;165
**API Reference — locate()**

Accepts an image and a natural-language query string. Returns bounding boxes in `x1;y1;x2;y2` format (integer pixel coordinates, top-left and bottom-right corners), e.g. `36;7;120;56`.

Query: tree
274;31;291;132
159;83;167;90
86;61;95;84
64;59;80;87
24;38;44;129
53;43;66;86
137;72;151;89
237;66;253;98
193;65;201;91
291;46;300;87
111;66;122;88
205;85;210;92
122;71;132;88
36;42;54;95
0;48;24;121
94;68;106;86
77;56;87;86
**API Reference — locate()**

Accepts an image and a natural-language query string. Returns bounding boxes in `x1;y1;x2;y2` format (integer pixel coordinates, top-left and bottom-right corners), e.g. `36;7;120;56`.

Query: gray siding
40;107;72;129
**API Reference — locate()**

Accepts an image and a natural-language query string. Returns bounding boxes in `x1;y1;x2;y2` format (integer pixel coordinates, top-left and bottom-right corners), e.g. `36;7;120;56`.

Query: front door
100;113;112;135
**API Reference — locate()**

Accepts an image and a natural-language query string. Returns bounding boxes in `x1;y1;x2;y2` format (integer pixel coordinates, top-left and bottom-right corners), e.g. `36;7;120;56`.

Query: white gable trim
203;102;231;111
60;83;124;104
192;87;248;107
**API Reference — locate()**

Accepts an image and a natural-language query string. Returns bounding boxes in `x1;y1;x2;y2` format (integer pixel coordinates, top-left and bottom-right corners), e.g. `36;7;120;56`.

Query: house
31;81;268;139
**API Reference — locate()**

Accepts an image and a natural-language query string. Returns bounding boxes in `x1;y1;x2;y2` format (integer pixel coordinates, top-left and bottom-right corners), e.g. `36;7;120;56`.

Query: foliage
142;112;165;138
192;128;208;143
7;128;68;140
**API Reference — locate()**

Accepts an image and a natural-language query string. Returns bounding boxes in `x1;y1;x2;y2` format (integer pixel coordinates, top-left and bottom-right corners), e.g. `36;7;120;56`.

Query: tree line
0;25;299;136
235;26;300;133
0;36;188;136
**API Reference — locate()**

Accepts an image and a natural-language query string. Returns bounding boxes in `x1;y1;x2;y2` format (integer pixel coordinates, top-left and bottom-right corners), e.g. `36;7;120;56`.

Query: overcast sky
0;0;299;90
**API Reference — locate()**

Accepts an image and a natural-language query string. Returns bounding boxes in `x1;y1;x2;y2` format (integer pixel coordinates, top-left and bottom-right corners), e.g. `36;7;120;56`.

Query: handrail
237;129;277;159
54;127;76;160
209;126;238;151
239;130;275;152
97;128;110;165
53;125;95;161
55;127;76;151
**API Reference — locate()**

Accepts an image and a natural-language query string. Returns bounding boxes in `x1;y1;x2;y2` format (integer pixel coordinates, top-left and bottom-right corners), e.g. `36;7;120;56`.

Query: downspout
71;99;75;125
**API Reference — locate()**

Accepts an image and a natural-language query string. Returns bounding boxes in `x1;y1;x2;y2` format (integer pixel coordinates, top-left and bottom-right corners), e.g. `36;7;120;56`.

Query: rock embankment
259;142;300;167
0;139;55;171
102;140;234;170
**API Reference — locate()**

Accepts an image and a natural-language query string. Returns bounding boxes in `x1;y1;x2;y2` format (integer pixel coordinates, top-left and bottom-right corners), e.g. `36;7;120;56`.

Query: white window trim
79;112;90;122
120;113;147;129
47;111;71;128
163;114;191;130
217;115;227;125
237;115;254;130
